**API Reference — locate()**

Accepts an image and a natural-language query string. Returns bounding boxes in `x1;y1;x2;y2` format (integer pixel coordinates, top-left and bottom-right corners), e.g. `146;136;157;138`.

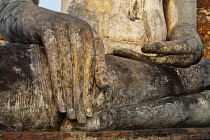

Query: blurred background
197;0;210;58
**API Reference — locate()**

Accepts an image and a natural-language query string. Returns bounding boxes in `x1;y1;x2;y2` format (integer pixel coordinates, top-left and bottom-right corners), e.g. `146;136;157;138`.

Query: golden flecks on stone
0;34;4;40
0;40;8;43
86;108;92;114
0;34;8;43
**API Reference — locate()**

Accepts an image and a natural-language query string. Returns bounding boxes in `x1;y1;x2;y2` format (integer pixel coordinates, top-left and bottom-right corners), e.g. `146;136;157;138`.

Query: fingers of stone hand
42;29;66;113
114;48;196;67
82;29;95;117
94;37;109;88
142;40;197;55
114;48;149;62
148;54;197;67
54;25;76;120
69;27;86;124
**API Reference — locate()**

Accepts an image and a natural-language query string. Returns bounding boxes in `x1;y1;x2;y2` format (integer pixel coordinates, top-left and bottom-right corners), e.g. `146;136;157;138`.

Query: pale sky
39;0;61;12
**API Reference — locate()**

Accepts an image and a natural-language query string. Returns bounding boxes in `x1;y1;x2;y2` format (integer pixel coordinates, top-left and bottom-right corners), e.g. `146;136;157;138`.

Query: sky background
39;0;61;12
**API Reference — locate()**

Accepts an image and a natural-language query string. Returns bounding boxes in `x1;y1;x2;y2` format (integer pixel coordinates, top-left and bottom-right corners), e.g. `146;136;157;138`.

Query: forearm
0;0;35;13
0;2;40;43
163;0;202;53
163;0;197;35
0;1;52;44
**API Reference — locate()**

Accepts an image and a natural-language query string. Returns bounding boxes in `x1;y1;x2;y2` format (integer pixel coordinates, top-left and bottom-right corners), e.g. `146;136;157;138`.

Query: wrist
0;0;33;13
169;23;198;40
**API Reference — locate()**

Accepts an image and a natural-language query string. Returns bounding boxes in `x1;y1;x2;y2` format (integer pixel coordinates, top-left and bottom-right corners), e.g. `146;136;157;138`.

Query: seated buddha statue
0;0;210;131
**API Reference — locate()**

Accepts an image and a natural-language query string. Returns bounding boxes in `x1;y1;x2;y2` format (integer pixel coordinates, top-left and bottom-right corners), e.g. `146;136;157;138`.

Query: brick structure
1;128;210;140
197;0;210;58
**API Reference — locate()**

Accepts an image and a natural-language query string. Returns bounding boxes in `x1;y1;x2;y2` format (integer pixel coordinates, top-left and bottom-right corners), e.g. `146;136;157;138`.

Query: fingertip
95;65;109;88
113;48;133;56
113;49;121;55
141;44;151;53
67;109;76;120
57;103;67;113
77;114;87;124
96;76;109;88
95;73;109;88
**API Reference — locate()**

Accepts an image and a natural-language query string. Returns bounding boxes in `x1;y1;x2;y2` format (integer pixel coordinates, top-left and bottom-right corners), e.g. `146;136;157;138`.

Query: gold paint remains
0;40;8;43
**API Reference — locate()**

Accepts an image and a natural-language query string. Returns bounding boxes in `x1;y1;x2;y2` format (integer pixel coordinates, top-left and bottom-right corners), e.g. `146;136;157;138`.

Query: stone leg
1;43;210;132
61;90;210;131
0;43;61;132
61;56;210;131
92;55;210;112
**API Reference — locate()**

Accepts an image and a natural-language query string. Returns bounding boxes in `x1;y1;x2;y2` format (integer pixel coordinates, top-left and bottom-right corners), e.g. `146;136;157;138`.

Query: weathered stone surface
0;0;210;132
170;135;188;140
63;0;167;54
0;1;109;124
1;43;210;132
61;56;210;131
62;0;203;69
0;43;61;132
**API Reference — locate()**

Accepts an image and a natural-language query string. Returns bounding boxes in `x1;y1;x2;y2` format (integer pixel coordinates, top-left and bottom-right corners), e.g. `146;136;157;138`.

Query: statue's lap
1;43;210;131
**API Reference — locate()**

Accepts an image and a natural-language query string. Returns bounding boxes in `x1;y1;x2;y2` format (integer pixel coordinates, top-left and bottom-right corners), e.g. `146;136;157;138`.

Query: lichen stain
128;0;145;21
85;0;114;14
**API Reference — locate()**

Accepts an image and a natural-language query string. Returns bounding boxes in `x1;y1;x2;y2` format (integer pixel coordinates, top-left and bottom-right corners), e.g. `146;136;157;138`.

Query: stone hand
0;2;108;124
114;23;203;67
39;13;109;124
41;21;109;124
